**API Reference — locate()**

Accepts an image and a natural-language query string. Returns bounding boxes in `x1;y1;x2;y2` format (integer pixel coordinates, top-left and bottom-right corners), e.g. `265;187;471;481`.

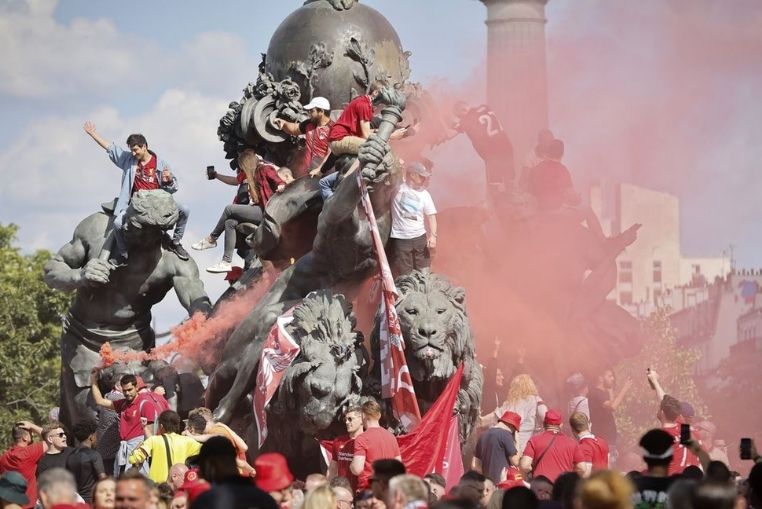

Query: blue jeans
319;172;339;201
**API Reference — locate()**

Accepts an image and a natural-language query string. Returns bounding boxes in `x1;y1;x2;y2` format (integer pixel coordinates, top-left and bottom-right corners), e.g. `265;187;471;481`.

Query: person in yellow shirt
128;411;201;483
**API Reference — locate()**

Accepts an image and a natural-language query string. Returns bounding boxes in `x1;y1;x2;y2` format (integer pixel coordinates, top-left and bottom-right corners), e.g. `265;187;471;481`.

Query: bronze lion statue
369;269;482;443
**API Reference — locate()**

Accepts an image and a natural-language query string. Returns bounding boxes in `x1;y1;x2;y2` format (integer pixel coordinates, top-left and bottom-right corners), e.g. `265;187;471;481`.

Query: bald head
168;463;188;491
305;473;327;493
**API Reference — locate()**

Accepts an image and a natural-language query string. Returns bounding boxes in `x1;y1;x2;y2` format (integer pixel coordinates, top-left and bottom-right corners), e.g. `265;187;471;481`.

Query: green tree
614;308;706;451
0;224;71;445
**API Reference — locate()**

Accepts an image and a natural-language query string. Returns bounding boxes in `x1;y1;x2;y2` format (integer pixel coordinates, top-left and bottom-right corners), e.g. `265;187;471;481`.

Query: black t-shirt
588;387;618;445
36;448;73;477
191;476;279;509
66;446;105;501
474;427;518;483
632;475;676;509
455;105;513;163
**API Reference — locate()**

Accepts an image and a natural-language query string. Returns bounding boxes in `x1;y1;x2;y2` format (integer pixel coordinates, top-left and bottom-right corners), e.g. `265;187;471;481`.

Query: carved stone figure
206;95;405;424
369;269;483;444
43;190;211;429
257;290;367;477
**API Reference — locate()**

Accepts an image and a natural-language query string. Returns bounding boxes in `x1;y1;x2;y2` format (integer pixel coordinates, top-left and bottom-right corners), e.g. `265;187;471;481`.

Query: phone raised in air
741;438;753;460
679;423;691;445
206;165;216;180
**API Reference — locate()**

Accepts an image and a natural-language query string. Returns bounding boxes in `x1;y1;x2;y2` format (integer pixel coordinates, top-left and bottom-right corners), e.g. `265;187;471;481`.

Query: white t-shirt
391;183;437;239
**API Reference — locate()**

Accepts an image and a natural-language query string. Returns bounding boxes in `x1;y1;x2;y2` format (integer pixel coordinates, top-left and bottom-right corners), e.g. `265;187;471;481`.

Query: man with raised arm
83;121;190;263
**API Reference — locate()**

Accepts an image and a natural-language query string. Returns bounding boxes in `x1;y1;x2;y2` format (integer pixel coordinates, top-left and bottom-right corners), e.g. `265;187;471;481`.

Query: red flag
397;365;464;478
441;413;465;488
357;170;421;430
252;309;300;447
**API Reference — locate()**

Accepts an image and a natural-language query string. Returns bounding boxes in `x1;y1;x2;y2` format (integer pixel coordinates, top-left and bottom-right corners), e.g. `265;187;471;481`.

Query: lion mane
370;269;482;443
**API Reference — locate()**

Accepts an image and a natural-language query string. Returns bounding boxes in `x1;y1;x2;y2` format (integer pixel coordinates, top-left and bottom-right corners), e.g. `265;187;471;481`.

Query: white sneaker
192;238;217;251
206;261;233;273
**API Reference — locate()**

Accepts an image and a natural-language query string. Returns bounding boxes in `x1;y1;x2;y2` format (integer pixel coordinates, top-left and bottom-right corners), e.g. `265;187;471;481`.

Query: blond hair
303;485;335;509
577;471;634;509
504;374;539;405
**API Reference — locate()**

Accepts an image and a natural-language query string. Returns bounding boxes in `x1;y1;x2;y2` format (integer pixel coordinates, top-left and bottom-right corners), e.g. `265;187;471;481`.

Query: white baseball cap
304;97;330;111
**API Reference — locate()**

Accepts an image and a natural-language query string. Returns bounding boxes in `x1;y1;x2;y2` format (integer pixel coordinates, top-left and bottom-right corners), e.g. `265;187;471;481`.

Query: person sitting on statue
191;149;265;274
320;82;408;201
388;161;438;277
83;121;190;264
43;189;212;439
273;96;334;178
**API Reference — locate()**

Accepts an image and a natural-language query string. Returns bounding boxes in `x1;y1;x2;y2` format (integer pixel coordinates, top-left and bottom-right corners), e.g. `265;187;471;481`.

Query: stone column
480;0;550;167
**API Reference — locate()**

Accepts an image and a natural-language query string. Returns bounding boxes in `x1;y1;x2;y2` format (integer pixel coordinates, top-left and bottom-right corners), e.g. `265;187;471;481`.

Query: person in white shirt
389;162;437;277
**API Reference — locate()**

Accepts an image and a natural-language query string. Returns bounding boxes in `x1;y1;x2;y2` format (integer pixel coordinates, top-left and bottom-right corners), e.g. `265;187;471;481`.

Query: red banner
356;170;421;430
397;365;464;478
252;309;300;448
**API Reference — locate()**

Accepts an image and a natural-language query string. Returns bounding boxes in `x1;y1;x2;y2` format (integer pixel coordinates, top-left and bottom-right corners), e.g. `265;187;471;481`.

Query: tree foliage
0;224;71;445
614;308;706;451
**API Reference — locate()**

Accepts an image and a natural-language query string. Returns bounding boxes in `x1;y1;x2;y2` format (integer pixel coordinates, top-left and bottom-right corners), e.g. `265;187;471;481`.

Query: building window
653;260;662;283
620;291;633;305
619;261;633;284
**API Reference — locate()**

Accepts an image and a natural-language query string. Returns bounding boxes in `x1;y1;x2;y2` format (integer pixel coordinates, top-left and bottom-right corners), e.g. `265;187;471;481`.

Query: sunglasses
51;432;66;438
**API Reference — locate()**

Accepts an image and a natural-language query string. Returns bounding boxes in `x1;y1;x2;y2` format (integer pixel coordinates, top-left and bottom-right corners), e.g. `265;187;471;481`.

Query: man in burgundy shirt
89;373;163;476
273;96;334;177
328;82;384;157
519;409;577;482
569;411;609;478
328;406;363;493
0;421;48;509
350;400;401;491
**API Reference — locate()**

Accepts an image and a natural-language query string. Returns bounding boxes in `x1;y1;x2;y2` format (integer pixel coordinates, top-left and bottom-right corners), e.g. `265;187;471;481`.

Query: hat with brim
304;97;330;111
254;452;294;492
0;472;29;506
407;162;432;178
499;411;522;431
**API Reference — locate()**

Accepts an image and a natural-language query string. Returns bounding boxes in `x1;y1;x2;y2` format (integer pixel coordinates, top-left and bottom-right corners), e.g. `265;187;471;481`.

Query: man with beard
328;406;363;493
588;369;631;464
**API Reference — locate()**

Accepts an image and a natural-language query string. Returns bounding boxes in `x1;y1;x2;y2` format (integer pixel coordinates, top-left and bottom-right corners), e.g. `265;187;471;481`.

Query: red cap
224;266;244;282
544;409;563;426
254;453;294;492
178;468;210;503
505;466;524;481
134;375;148;391
498;411;522;431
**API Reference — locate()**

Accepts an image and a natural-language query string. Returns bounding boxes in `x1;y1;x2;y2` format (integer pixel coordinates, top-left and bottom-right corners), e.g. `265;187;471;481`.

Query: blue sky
1;0;760;330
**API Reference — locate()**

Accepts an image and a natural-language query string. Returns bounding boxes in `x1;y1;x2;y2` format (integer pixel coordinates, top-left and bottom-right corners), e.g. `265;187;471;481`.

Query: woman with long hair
302;485;336;509
91;477;116;509
483;374;547;454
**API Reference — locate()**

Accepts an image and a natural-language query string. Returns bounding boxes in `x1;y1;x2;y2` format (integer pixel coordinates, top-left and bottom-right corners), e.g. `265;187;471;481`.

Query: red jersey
113;392;164;440
0;442;45;509
132;155;161;193
301;120;333;171
254;163;285;207
455;105;513;163
328;95;373;142
354;427;401;490
662;424;701;475
523;430;577;482
332;435;359;492
573;434;609;472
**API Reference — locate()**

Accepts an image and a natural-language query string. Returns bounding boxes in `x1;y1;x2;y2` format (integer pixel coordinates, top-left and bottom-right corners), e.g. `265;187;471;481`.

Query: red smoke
99;269;276;370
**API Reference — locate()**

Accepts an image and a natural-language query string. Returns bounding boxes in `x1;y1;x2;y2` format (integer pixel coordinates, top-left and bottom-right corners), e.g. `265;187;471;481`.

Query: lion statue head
394;270;473;384
273;290;366;437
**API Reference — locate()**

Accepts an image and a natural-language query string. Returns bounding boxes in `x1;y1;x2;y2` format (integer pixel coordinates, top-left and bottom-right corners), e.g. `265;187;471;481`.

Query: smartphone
741;438;753;460
206;165;215;180
679;423;691;445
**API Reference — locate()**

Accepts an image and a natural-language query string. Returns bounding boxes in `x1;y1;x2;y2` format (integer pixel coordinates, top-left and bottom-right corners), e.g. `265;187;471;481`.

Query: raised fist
80;258;112;286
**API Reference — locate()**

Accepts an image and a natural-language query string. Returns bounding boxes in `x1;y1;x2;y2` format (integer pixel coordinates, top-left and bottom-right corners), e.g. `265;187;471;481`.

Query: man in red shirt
273;96;334;177
350;399;401;491
89;372;163;476
0;421;48;509
569;411;609;478
519;409;577;482
328;82;384;157
328;406;363;492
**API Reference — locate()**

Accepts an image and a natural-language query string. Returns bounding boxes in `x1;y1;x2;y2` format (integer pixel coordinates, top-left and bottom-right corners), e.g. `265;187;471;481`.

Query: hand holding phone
680;423;691;445
206;165;216;180
741;438;753;460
